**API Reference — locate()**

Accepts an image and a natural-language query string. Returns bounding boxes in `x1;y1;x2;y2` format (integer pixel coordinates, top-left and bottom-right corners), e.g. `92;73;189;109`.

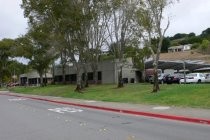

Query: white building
168;44;192;52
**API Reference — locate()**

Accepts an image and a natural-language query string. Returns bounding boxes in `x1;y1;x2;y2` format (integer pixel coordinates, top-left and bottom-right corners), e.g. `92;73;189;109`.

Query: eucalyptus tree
104;0;136;88
61;0;96;91
50;0;106;90
21;0;99;91
86;1;108;84
133;0;177;92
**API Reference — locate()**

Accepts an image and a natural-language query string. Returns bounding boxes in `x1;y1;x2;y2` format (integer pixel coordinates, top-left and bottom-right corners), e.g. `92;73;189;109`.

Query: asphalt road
0;94;210;140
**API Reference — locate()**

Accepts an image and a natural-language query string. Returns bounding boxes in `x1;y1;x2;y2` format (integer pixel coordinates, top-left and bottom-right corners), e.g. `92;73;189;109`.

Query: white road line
48;107;83;114
152;106;170;110
8;98;27;101
85;100;97;103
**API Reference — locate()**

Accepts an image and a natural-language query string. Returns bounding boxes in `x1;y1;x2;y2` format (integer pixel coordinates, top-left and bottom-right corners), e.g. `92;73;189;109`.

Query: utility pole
183;61;186;84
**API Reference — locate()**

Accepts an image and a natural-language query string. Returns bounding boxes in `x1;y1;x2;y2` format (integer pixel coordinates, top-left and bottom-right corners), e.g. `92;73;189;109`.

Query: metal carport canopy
145;60;210;72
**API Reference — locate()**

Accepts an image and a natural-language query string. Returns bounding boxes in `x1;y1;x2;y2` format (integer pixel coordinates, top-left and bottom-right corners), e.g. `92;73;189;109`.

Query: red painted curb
1;93;210;125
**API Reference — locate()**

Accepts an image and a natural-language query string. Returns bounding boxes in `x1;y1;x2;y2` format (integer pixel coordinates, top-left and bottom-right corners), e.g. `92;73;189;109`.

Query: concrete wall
53;58;138;84
99;61;116;84
19;71;53;86
54;61;116;84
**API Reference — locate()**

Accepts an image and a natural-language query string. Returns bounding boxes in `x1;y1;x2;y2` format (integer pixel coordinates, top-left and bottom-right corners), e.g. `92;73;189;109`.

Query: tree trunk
93;70;98;84
44;71;47;86
62;64;66;84
52;63;55;85
0;76;2;88
152;66;160;92
84;72;89;88
82;64;89;88
75;68;82;93
118;65;124;88
75;74;82;92
0;74;2;85
39;72;44;87
141;70;146;83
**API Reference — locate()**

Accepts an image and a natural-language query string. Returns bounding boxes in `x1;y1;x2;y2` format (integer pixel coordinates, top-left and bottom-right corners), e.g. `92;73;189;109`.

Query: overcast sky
165;0;210;36
0;0;27;40
0;0;210;40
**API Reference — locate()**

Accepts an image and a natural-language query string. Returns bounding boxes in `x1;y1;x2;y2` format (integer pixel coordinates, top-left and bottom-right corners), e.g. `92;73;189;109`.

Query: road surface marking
48;107;83;114
85;100;97;103
152;106;170;110
8;98;27;101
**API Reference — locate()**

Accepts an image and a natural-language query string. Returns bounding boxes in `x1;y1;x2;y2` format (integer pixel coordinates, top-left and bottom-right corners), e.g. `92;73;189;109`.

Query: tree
21;0;87;89
200;39;210;54
104;0;135;88
20;25;56;86
133;0;177;92
0;39;15;85
171;33;187;40
201;28;210;38
187;36;202;44
125;41;151;82
151;37;171;53
179;39;189;45
86;1;108;85
7;60;28;83
161;37;171;53
188;32;196;37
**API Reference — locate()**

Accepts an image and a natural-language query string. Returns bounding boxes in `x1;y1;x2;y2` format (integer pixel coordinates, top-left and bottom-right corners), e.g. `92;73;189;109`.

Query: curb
1;93;210;125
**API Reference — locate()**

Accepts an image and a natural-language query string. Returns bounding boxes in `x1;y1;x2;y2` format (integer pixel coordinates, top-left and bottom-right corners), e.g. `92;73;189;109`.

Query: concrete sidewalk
1;90;210;124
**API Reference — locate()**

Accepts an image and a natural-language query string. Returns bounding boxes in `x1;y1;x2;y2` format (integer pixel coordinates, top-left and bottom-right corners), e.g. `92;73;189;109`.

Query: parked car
180;73;205;84
145;75;153;83
204;73;210;83
150;73;168;84
164;73;183;84
7;82;19;87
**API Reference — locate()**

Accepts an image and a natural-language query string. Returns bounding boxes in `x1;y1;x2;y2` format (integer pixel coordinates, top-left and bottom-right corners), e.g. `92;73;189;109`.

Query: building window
65;75;70;82
130;78;135;83
55;75;62;82
98;71;102;80
70;74;76;82
123;78;128;83
88;72;93;80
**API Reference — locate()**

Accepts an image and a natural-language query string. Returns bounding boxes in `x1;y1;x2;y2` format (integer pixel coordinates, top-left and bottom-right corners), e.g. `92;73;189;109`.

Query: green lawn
8;83;210;109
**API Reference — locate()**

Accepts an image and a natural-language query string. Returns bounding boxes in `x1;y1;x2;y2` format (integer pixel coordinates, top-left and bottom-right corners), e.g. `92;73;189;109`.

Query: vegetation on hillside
163;28;210;53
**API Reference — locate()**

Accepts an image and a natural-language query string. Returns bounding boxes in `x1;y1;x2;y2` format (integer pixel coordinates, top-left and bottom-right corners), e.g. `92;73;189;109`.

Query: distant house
19;71;53;86
168;44;192;52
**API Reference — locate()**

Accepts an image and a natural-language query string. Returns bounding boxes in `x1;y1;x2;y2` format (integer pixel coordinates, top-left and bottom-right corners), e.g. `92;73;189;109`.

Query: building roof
145;51;210;71
160;51;210;64
168;45;184;50
20;71;52;78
